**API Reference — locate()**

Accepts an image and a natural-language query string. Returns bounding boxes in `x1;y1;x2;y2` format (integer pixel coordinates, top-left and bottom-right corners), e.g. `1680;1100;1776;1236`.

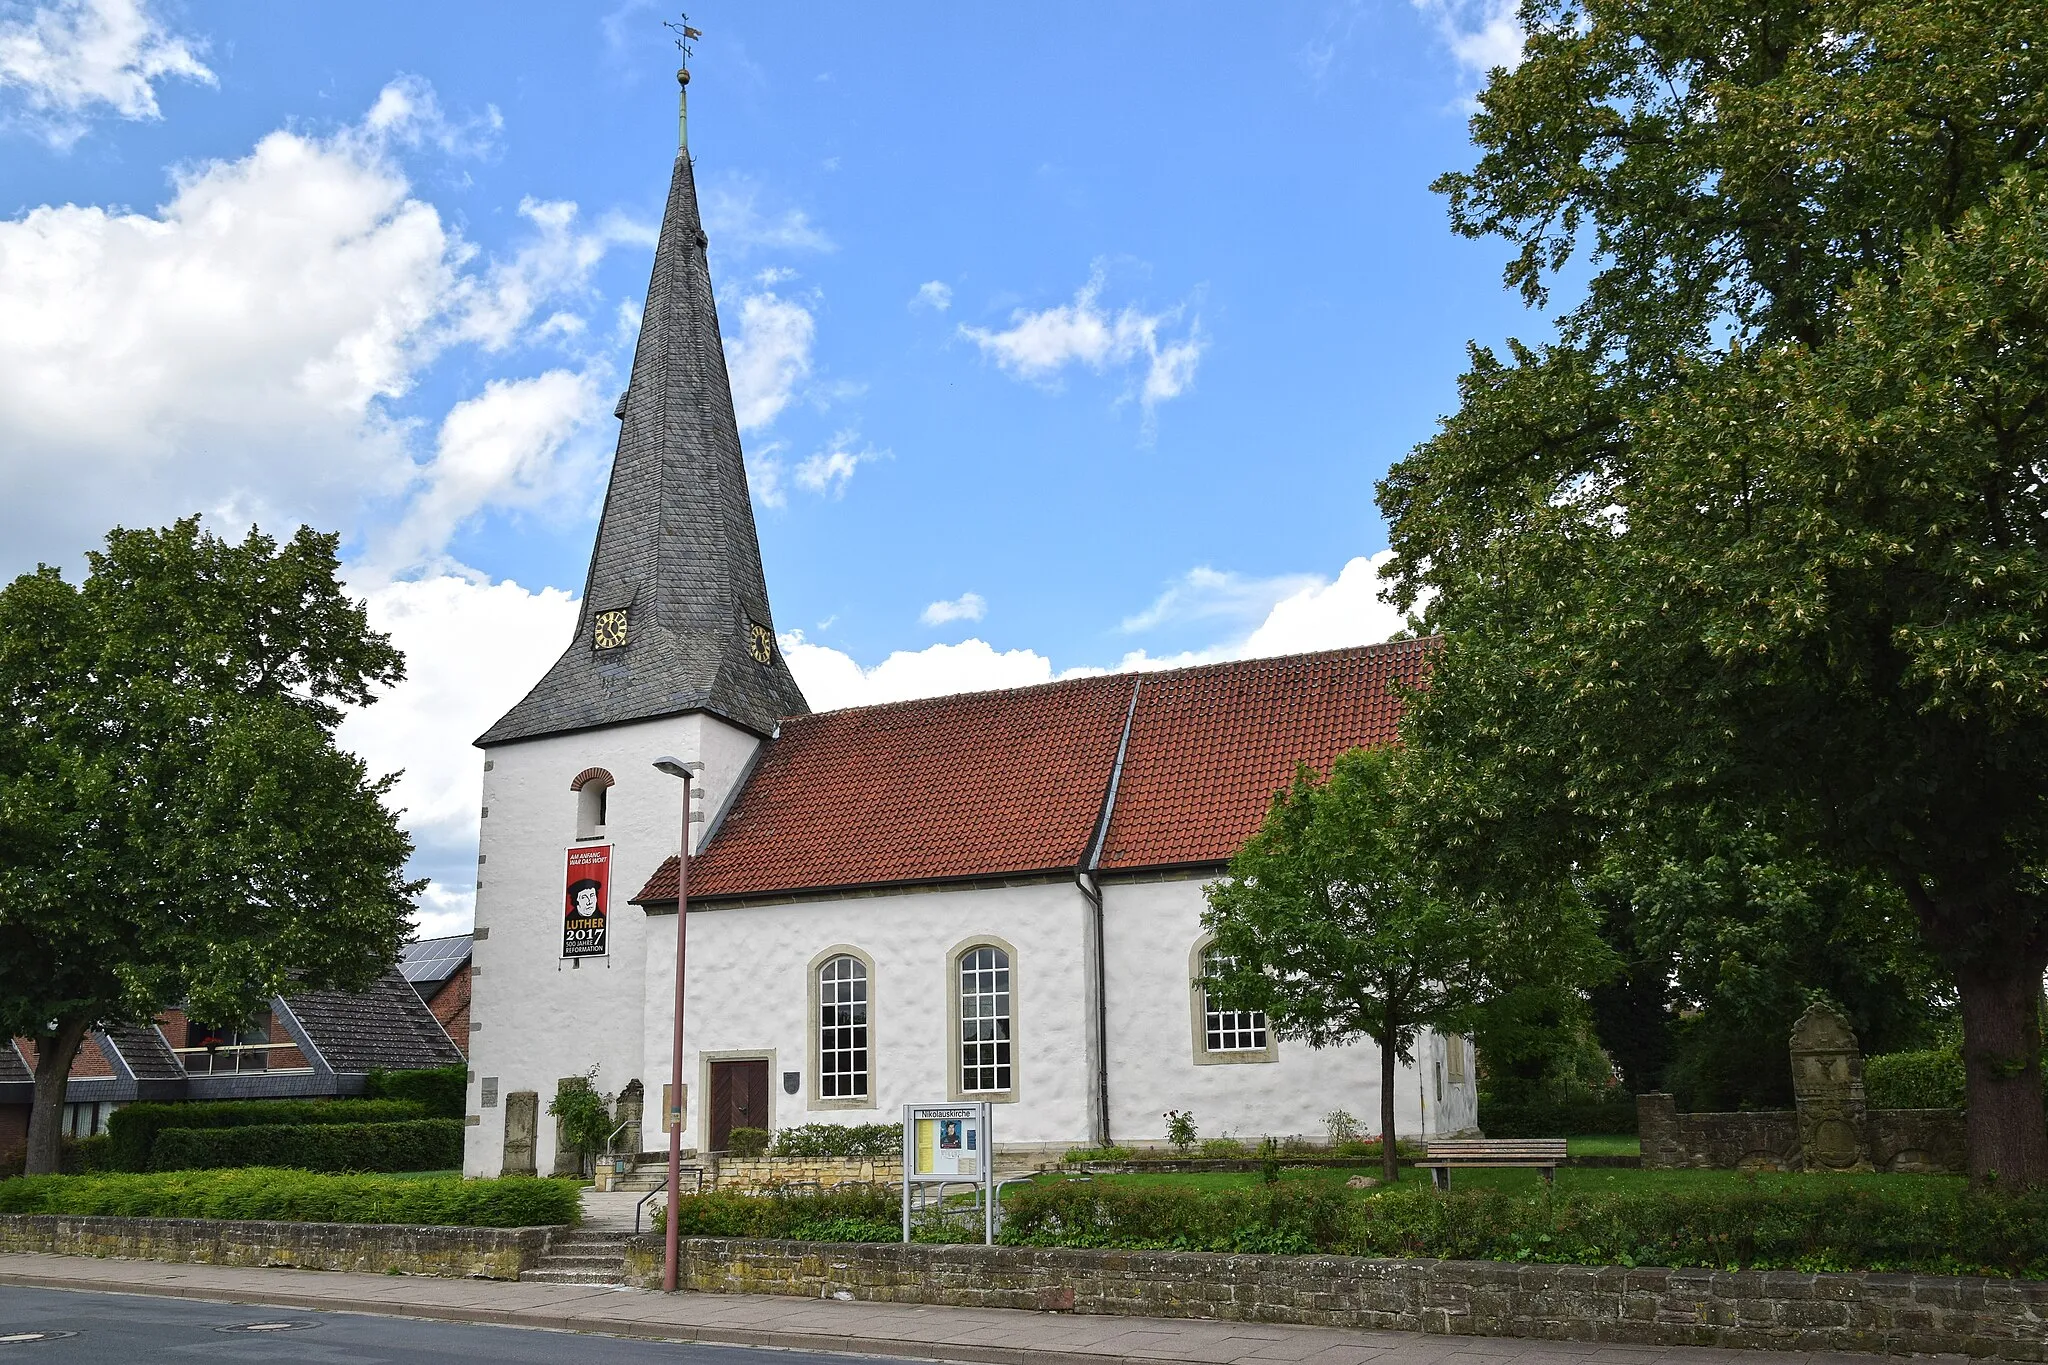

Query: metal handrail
633;1164;704;1236
604;1120;633;1154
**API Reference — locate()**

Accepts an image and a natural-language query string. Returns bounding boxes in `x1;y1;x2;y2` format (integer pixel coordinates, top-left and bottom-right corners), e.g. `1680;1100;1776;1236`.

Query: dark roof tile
283;969;463;1073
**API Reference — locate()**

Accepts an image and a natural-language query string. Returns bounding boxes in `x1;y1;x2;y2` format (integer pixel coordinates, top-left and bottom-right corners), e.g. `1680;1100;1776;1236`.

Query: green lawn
1566;1135;1640;1156
1032;1163;1963;1199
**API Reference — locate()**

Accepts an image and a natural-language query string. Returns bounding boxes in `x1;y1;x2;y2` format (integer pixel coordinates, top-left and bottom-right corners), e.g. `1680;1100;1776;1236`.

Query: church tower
463;65;805;1177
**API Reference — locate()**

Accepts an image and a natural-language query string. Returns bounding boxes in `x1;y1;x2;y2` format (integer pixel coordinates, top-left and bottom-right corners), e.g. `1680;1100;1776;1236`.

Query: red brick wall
428;964;470;1057
14;1035;113;1079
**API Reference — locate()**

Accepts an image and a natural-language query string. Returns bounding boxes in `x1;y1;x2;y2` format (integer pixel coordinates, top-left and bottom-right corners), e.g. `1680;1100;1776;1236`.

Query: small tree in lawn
549;1069;613;1178
1203;746;1604;1184
0;519;418;1175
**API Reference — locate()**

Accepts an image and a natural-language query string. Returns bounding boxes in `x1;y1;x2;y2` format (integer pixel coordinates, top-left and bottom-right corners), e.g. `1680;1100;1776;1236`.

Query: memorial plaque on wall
562;845;611;958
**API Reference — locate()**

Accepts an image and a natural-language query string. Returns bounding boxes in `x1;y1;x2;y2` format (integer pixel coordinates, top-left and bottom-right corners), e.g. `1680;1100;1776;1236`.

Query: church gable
632;639;1434;905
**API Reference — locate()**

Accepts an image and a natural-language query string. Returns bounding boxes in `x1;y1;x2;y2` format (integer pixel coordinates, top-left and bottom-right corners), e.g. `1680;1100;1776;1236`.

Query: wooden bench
1416;1138;1568;1190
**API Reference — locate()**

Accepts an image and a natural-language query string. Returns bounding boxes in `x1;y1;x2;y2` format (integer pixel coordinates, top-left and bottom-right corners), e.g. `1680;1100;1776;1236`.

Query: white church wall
638;879;1095;1154
1099;876;1438;1149
463;710;762;1178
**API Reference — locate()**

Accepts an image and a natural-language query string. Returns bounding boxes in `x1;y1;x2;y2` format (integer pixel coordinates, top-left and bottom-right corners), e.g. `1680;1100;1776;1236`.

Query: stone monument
502;1090;538;1176
1789;1001;1873;1171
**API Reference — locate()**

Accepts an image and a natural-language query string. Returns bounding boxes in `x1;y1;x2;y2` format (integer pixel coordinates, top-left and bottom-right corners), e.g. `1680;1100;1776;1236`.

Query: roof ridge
792;636;1437;724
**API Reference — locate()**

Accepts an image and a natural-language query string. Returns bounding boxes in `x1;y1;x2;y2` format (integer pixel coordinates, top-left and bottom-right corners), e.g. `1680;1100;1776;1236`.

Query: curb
0;1267;1137;1365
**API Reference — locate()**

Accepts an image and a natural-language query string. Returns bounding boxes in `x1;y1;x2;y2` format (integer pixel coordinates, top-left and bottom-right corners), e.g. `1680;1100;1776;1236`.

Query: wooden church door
708;1059;769;1152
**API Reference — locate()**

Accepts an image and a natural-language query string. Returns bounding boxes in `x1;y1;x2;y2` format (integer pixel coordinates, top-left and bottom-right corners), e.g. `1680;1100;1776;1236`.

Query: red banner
563;845;611;959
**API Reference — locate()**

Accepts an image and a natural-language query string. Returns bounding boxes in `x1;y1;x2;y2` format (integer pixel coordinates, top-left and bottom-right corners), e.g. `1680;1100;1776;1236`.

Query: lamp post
651;755;701;1293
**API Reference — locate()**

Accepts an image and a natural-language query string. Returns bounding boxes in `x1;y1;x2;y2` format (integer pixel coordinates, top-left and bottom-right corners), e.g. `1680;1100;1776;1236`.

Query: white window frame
946;936;1019;1102
806;946;876;1110
1190;937;1278;1065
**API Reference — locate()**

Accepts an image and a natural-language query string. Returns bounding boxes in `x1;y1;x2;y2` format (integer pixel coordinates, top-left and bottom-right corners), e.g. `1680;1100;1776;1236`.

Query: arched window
571;768;614;840
957;945;1012;1094
818;954;869;1099
1191;939;1276;1065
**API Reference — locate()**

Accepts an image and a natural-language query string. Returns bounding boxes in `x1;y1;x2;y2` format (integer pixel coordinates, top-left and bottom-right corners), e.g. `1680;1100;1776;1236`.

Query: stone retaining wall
621;1237;2048;1360
0;1214;555;1281
712;1155;902;1192
1637;1095;1967;1174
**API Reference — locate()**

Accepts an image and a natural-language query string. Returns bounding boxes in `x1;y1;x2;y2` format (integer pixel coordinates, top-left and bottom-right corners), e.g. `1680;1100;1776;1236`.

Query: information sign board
901;1102;993;1243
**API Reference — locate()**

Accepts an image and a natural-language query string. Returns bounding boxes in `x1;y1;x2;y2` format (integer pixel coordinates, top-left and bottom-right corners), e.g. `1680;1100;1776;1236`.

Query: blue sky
0;0;1533;933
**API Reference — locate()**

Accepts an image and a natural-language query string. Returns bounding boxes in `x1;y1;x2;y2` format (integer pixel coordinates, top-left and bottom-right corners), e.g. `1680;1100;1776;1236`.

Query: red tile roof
633;640;1431;904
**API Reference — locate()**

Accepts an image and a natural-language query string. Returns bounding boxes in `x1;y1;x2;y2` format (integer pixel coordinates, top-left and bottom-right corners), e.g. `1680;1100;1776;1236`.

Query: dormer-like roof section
633;640;1432;904
479;145;807;746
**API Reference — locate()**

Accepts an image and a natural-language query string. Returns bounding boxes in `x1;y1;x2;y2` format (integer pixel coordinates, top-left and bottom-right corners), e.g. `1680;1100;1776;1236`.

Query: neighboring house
460;83;1480;1181
401;934;473;1056
0;970;463;1151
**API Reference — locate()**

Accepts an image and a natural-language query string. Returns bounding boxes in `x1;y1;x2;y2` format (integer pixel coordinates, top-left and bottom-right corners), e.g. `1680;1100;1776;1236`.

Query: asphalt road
0;1285;920;1363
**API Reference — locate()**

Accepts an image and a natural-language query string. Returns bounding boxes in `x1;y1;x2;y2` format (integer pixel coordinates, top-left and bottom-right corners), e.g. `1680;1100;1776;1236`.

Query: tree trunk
24;1016;90;1176
1954;952;2048;1191
1380;1036;1399;1184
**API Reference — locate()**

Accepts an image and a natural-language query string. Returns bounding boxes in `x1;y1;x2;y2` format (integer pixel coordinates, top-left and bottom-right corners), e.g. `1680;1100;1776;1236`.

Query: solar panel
399;934;472;983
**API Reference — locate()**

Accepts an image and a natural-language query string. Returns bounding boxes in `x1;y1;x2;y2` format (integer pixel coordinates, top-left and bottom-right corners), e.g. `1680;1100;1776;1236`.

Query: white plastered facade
466;742;1478;1175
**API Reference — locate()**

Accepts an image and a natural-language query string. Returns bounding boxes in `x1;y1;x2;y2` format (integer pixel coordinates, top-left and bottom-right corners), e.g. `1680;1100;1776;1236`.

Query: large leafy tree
1203;747;1608;1182
0;519;417;1174
1380;0;2048;1184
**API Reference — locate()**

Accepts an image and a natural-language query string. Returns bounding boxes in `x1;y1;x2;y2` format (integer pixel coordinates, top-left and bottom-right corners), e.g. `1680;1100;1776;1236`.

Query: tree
1202;746;1608;1183
548;1069;613;1178
0;519;417;1174
1379;0;2048;1184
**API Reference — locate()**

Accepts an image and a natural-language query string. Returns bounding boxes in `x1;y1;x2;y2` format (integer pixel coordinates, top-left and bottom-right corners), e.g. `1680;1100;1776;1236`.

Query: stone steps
520;1232;630;1285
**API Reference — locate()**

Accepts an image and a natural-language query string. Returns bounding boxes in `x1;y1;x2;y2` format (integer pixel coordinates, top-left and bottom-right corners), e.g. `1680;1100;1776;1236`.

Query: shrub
768;1122;899;1160
1163;1110;1198;1153
0;1169;580;1227
547;1071;612;1175
1199;1137;1249;1158
59;1135;114;1174
1324;1109;1361;1143
998;1178;2048;1278
1478;1095;1637;1137
1062;1145;1136;1164
658;1185;899;1240
150;1119;462;1173
365;1064;467;1119
726;1127;771;1157
1865;1049;1967;1110
104;1099;428;1172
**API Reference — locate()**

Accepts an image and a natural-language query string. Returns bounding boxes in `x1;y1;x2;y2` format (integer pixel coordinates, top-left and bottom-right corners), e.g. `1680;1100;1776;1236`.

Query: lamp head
652;756;702;781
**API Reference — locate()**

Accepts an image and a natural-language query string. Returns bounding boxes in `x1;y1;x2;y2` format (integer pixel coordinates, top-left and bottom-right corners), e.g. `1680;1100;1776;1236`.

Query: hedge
1865;1049;1967;1111
366;1064;467;1119
0;1169;580;1228
150;1119;462;1174
105;1099;427;1172
769;1122;900;1160
1478;1096;1638;1137
661;1185;900;1243
997;1179;2048;1278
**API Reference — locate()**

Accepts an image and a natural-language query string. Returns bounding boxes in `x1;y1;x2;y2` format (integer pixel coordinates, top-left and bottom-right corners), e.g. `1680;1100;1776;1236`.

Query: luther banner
563;845;611;959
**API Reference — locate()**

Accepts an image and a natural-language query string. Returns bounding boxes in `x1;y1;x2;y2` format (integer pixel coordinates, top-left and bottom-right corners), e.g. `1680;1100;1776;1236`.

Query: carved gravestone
553;1076;585;1176
615;1079;645;1153
1789;1002;1872;1171
502;1090;538;1176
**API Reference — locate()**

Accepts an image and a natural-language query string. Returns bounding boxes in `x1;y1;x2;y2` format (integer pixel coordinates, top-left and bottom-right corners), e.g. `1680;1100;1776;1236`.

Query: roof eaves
637;863;1086;910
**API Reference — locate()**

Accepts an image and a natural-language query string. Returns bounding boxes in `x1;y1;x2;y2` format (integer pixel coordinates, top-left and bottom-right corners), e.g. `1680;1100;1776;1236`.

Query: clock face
747;620;775;664
593;609;629;650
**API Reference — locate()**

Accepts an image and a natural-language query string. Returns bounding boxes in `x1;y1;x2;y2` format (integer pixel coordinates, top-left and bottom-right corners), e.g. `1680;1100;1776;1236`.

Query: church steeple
478;76;808;746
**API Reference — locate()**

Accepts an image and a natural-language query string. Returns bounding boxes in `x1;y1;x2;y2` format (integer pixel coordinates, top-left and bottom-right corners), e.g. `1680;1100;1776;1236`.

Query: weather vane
664;13;701;67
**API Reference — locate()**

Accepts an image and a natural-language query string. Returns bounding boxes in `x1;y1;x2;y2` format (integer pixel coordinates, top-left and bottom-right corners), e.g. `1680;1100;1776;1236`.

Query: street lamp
651;754;702;1293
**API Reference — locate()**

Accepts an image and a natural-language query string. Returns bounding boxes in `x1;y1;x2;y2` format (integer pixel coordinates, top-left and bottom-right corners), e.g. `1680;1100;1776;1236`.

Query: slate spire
478;78;808;746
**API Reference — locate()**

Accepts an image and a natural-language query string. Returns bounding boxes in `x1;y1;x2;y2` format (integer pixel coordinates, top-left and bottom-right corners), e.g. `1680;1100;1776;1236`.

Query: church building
460;74;1476;1178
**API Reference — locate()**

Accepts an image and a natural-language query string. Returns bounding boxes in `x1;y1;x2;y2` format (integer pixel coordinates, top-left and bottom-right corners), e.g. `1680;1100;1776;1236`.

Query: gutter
1076;679;1142;1148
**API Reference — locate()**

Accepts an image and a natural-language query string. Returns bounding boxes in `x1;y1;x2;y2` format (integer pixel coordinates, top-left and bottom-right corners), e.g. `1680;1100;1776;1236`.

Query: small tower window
570;768;616;841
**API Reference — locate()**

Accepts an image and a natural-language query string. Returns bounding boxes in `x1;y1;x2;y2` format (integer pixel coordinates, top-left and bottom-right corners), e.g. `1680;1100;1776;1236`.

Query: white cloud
960;267;1205;418
1120;565;1324;635
794;429;884;499
0;80;649;576
723;288;814;431
911;280;952;312
746;439;789;509
702;177;834;256
784;552;1417;715
359;72;501;159
366;369;609;576
782;631;1058;712
921;592;986;627
1413;0;1524;81
0;0;212;147
338;574;580;934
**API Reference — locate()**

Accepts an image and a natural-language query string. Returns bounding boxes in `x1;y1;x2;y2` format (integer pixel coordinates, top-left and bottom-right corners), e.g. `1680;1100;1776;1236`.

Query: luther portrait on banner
563;845;611;959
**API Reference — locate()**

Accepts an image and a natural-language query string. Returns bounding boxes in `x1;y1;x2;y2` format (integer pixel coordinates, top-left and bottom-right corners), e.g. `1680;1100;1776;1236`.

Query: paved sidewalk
0;1254;1886;1365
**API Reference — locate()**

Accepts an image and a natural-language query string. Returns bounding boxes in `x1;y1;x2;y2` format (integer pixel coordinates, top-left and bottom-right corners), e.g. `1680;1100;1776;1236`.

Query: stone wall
1636;1094;1968;1174
0;1214;553;1281
620;1237;2048;1360
711;1155;902;1192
